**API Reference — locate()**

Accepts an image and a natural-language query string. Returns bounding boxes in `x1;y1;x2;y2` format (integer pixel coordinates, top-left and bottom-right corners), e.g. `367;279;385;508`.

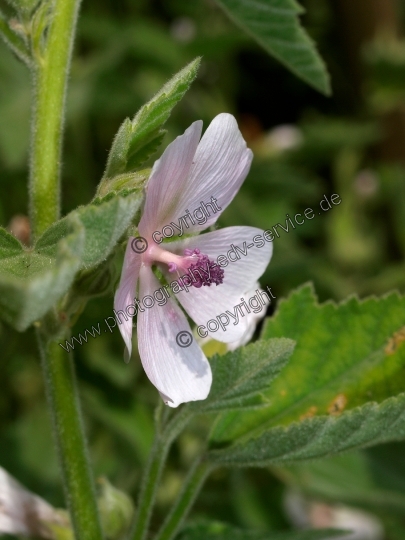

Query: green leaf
0;9;31;65
104;57;200;178
37;191;143;269
214;0;330;95
189;338;295;413
210;284;405;443
0;226;24;257
0;222;84;331
177;521;348;540
208;392;405;466
96;169;150;199
7;0;39;13
74;194;142;267
0;192;141;331
30;0;52;59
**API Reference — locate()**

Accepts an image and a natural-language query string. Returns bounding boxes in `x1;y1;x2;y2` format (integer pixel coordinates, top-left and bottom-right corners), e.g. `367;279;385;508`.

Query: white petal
227;282;270;351
114;238;141;358
137;265;212;407
140;114;252;239
0;467;68;536
163;227;273;342
138;121;203;238
177;113;253;233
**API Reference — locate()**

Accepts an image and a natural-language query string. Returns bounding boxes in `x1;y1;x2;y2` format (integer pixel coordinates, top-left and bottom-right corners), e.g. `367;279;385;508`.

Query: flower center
145;245;224;289
181;248;224;288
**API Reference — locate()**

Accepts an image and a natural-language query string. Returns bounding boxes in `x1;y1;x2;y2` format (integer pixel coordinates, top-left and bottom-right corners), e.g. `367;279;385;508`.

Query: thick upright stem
153;458;212;540
30;0;100;536
29;0;81;240
38;335;104;540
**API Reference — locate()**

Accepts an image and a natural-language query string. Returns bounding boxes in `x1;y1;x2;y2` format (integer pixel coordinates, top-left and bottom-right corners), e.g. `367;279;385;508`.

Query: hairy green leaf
189;338;295;413
211;284;405;443
37;191;143;269
0;221;84;331
178;521;348;540
0;9;31;65
0;227;24;257
30;0;52;59
7;0;39;13
104;58;200;178
96;169;150;199
214;0;330;94
0;192;141;331
209;393;405;466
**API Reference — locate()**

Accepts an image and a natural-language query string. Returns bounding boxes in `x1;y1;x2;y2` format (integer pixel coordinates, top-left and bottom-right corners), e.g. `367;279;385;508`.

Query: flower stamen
182;248;224;288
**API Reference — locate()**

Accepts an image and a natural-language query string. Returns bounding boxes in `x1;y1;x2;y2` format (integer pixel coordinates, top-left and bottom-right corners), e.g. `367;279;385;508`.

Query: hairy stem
29;0;101;536
130;437;167;540
38;334;104;540
153;458;213;540
129;407;192;540
29;0;81;240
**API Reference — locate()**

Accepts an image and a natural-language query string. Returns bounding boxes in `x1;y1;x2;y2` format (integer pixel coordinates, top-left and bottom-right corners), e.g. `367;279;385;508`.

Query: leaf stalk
153;457;213;540
129;406;192;540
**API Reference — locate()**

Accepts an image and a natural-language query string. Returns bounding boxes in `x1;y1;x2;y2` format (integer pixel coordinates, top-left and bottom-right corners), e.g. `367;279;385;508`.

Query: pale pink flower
114;113;272;407
226;282;272;351
195;282;272;353
0;466;69;537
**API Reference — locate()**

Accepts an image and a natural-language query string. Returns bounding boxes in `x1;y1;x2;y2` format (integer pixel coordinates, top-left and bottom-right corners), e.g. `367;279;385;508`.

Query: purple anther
183;248;224;288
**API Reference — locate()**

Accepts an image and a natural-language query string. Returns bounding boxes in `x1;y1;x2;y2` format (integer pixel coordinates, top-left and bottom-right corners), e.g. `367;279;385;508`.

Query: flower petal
114;238;141;357
162;226;273;342
138;120;203;238
172;113;253;234
137;265;212;407
227;282;271;351
0;466;68;537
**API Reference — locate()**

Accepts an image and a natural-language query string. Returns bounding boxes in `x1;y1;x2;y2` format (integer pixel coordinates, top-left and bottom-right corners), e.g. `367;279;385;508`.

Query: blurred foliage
1;0;405;539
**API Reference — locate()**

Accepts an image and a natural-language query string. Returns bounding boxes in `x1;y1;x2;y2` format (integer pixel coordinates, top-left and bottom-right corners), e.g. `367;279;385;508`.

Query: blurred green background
1;0;405;538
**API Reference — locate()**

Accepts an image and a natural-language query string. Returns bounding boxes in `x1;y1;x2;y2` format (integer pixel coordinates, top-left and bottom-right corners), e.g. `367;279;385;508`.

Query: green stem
129;407;192;540
130;437;166;540
29;0;100;535
37;334;104;540
153;458;213;540
29;0;81;240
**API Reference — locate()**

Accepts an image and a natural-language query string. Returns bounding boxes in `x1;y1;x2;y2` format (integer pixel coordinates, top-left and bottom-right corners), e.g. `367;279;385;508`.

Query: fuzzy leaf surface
0;192;141;331
210;284;405;443
208;393;405;466
214;0;330;94
37;191;143;269
0;227;24;258
0;222;84;331
189;338;295;413
104;58;200;178
0;9;31;65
